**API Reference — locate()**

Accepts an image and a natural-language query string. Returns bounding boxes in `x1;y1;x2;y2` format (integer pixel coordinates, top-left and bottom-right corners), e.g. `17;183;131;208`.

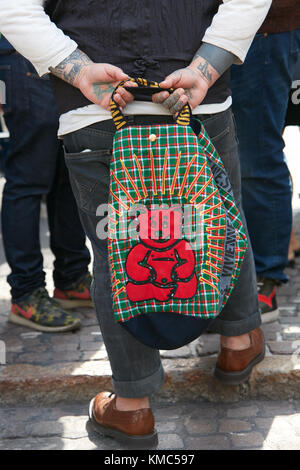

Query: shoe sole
54;298;94;310
8;312;81;333
214;345;265;386
88;398;158;449
261;308;279;324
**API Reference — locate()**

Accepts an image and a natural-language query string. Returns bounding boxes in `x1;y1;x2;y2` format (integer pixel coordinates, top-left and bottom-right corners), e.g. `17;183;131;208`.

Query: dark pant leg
231;30;300;283
0;55;59;301
197;109;261;336
46;143;91;290
62;124;165;398
0;54;90;300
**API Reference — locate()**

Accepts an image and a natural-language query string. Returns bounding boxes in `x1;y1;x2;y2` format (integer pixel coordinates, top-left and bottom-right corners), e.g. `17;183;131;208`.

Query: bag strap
109;77;192;130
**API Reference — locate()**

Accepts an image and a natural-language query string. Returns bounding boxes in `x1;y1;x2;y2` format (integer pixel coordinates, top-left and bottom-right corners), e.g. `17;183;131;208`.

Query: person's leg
195;108;264;383
46;142;91;291
0;54;80;332
198;109;261;340
231;31;300;283
62;122;165;409
0;54;58;300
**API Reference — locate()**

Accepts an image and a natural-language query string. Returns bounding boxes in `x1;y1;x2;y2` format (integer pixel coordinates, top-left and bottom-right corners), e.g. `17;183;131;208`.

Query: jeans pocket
200;110;234;155
64;148;112;215
209;125;230;144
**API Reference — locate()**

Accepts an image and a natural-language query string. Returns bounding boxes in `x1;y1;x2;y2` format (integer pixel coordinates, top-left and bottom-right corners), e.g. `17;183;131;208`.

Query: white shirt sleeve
0;0;272;75
203;0;272;63
0;0;78;76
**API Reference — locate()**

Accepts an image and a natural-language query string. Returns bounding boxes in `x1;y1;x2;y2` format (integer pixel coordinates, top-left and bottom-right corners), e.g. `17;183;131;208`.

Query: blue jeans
62;110;260;398
0;53;91;301
231;30;300;283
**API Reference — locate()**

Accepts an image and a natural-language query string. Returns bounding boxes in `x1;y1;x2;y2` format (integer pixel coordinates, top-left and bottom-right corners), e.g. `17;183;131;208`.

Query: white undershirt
58;97;232;136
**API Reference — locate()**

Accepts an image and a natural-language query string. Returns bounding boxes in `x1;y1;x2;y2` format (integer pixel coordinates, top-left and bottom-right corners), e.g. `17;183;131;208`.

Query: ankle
220;333;251;351
115;396;150;411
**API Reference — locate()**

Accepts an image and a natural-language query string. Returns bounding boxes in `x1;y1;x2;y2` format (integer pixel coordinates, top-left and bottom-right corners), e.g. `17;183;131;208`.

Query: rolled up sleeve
0;0;78;75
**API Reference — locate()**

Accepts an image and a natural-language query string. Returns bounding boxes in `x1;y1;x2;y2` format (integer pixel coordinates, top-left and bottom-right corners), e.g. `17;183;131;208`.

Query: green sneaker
53;272;93;309
9;287;81;332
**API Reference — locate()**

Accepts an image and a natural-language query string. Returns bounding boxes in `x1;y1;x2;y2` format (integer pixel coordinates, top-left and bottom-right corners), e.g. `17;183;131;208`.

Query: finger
162;88;185;110
123;80;138;89
169;94;188;115
116;87;135;104
160;71;182;89
105;64;129;82
152;91;170;104
114;93;127;108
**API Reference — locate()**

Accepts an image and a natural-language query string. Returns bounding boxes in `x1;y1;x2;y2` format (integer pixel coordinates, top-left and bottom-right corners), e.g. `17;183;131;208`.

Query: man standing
0;35;92;332
0;0;271;445
231;0;300;323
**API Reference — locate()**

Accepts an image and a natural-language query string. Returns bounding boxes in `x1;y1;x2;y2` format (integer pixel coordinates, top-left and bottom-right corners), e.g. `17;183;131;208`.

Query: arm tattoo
49;48;93;85
192;50;213;83
196;59;212;83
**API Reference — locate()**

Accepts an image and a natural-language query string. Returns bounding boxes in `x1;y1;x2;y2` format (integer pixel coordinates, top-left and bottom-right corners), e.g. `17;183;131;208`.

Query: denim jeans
62;109;260;398
231;30;300;283
0;53;91;301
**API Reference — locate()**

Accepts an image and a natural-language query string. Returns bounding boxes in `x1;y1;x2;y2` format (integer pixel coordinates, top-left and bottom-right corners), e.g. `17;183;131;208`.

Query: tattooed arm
152;58;219;114
50;48;135;110
152;42;236;114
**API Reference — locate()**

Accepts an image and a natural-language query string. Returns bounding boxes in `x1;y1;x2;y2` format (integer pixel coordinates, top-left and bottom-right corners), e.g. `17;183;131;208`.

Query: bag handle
109;77;192;130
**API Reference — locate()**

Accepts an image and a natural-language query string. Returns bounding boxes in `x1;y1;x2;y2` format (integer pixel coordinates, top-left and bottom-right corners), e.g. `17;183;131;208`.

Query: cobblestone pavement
0;399;300;450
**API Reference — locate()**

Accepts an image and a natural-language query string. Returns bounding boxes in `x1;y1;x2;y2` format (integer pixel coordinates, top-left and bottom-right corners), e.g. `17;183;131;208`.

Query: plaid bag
107;78;248;349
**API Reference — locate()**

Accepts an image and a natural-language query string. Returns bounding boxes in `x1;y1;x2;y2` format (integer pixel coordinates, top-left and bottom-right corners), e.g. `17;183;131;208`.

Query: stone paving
1;269;300;375
0;399;300;450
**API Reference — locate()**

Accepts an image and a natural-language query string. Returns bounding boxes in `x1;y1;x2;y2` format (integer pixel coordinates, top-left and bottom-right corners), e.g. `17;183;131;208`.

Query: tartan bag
107;78;248;350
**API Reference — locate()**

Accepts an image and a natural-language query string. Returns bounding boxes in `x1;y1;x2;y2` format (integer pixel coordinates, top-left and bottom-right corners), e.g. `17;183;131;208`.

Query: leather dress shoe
89;392;158;447
214;327;265;385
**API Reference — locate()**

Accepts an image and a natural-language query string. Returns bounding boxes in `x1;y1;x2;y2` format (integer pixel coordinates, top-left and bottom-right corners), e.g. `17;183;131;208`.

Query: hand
152;57;220;115
75;63;137;110
50;49;137;111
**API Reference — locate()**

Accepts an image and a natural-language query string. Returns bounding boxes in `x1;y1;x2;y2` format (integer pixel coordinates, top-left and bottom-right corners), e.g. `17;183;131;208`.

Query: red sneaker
257;277;279;324
53;273;93;309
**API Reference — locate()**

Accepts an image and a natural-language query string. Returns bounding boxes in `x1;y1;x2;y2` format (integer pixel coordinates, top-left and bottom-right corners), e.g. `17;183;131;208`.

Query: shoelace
33;288;63;313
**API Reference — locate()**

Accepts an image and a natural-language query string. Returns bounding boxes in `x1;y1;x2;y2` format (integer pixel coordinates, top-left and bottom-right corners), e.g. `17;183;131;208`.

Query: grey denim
62;109;261;398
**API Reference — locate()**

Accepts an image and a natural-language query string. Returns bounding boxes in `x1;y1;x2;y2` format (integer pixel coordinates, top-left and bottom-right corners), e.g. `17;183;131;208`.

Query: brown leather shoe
214;327;265;385
88;392;158;447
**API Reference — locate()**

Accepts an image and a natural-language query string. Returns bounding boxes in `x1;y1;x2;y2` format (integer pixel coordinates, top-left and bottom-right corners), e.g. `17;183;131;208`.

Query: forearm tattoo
196;60;213;83
192;51;213;84
49;48;93;85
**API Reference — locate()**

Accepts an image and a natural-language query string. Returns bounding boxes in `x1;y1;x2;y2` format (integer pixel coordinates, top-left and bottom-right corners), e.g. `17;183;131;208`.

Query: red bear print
126;207;198;302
